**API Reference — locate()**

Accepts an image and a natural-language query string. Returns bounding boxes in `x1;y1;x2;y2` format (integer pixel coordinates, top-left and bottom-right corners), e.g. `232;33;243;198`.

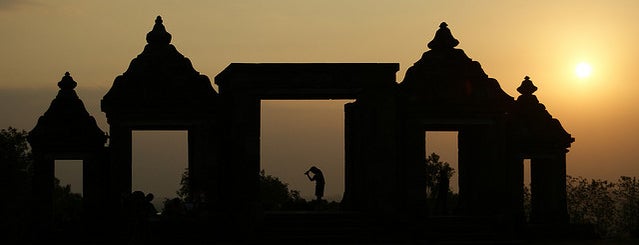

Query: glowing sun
575;62;592;78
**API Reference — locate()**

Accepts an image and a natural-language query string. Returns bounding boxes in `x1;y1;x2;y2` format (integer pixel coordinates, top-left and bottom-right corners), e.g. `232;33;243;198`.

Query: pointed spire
517;76;538;95
57;72;77;90
427;22;460;50
146;16;172;45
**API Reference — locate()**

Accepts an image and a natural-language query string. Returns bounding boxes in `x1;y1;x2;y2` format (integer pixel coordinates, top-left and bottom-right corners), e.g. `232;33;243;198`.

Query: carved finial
146;15;172;45
427;22;460;50
517;76;538;95
57;71;77;90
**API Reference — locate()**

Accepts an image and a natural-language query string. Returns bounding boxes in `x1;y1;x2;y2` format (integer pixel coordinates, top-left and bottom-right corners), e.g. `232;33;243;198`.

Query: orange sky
2;1;639;201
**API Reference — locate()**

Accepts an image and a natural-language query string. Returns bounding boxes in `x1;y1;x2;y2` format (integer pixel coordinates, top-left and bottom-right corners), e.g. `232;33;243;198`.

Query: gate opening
54;160;83;195
425;131;459;214
261;100;351;204
523;158;532;221
53;160;83;226
425;131;459;193
132;130;188;209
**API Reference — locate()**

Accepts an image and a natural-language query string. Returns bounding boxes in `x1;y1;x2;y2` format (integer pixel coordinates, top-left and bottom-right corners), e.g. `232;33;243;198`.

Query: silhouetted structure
397;23;574;223
101;16;221;215
28;17;574;242
28;72;108;235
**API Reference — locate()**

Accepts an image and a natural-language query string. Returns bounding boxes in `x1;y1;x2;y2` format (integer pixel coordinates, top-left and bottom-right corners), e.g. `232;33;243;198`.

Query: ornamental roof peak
427;22;460;50
57;72;77;90
517;76;538;95
146;16;172;45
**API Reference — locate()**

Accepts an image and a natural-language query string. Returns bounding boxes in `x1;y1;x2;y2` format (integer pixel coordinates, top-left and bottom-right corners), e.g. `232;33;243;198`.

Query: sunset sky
2;0;639;202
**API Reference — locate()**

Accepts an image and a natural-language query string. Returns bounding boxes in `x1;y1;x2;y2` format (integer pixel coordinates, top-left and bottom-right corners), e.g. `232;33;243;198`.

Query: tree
613;176;639;237
52;178;83;226
174;168;306;211
1;127;84;237
565;175;639;238
566;175;617;237
1;127;33;190
176;168;190;202
259;169;305;211
424;152;455;199
1;127;33;240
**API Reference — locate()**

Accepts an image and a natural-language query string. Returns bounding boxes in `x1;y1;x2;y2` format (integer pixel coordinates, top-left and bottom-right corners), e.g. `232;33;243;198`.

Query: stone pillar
459;126;505;216
221;94;260;234
188;125;206;196
510;157;526;223
82;150;110;234
530;153;568;224
108;124;132;208
400;114;427;217
188;122;218;206
343;102;361;210
32;153;54;235
458;128;485;215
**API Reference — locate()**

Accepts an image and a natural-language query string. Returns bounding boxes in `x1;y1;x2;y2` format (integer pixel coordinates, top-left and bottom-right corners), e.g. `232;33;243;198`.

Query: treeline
564;175;639;238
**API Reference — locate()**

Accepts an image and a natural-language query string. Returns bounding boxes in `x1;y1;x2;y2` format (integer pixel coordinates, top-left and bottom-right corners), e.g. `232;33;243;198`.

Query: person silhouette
304;166;325;201
145;193;158;220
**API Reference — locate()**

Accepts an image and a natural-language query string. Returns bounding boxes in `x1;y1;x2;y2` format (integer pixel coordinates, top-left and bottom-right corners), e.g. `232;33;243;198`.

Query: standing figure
304;166;325;201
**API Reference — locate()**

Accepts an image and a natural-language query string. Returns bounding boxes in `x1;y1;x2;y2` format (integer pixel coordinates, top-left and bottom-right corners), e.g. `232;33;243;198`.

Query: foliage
1;127;33;187
566;176;617;237
1;127;84;234
522;185;531;222
52;178;83;226
613;176;639;237
259;169;306;211
1;127;33;239
566;175;639;238
177;168;190;202
424;152;455;199
174;168;307;211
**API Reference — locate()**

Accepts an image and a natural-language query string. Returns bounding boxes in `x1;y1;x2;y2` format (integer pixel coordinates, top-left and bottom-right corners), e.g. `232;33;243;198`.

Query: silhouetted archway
101;16;220;214
215;63;400;218
29;72;107;234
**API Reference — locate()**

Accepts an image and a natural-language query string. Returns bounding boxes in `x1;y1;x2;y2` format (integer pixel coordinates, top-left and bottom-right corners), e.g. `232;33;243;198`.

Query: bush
259;169;307;211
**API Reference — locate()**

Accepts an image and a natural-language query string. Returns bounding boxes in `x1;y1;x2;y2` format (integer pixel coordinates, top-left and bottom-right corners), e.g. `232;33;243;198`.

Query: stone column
457;128;482;215
343;102;361;210
83;150;110;234
188;124;205;197
510;157;526;223
188;121;218;207
400;114;427;216
459;126;503;216
530;153;568;224
221;94;261;234
32;152;54;235
108;124;132;209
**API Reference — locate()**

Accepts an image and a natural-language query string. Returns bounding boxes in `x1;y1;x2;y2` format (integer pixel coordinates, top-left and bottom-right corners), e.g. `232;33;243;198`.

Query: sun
575;62;592;78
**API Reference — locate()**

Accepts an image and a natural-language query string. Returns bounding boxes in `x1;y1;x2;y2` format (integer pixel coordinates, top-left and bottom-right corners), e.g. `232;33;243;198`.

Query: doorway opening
54;160;83;195
425;131;459;214
425;131;459;192
53;160;83;226
260;100;352;209
132;130;188;210
523;158;532;221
